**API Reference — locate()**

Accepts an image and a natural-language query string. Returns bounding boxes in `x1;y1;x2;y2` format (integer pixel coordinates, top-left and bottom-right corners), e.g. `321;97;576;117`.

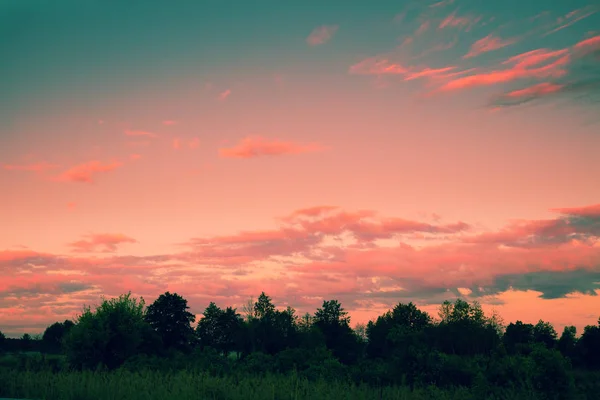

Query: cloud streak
56;161;123;183
219;136;325;159
306;25;339;46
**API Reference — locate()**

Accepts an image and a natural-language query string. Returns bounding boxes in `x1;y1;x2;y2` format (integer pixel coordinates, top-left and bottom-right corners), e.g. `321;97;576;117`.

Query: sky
1;0;600;337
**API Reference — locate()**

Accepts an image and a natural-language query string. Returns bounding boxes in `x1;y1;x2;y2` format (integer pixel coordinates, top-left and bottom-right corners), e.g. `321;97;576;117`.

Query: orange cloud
124;129;157;138
3;162;58;173
129;153;142;160
464;34;517;59
219;136;325;158
69;233;137;253
56;160;123;183
306;25;339;46
440;48;570;91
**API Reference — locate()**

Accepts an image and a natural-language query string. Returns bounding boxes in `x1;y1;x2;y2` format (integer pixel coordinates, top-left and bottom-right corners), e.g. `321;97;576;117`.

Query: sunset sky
1;0;600;337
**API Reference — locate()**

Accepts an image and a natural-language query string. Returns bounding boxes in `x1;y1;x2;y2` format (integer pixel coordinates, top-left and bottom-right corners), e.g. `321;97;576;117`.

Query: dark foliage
3;291;600;399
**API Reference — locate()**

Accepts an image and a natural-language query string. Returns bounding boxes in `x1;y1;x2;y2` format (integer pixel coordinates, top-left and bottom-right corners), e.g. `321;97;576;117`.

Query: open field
0;368;544;400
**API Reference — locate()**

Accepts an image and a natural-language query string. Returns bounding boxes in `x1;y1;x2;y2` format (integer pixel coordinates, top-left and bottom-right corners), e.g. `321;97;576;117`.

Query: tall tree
558;325;577;359
196;302;243;356
145;292;196;352
63;292;148;370
314;300;360;364
532;320;558;349
42;320;74;353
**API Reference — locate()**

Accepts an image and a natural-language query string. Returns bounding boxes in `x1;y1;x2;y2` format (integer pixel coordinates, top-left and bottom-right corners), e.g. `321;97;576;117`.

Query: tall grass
0;368;542;400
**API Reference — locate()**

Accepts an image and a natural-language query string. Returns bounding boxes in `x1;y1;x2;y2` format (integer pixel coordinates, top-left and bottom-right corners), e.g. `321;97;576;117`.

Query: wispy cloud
544;6;599;37
124;129;158;138
162;120;178;126
3;162;58;173
438;11;478;31
218;89;232;101
440;48;570;91
306;25;339;46
463;34;517;59
219;135;325;159
69;233;137;253
56;161;123;183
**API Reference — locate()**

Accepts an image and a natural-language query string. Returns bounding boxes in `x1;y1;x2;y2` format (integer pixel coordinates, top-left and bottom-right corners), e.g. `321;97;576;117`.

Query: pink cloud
438;12;476;30
129;153;142;160
2;202;600;335
69;233;137;253
67;202;77;210
573;34;600;54
505;82;564;99
440;48;570;91
162;120;178;126
124;130;157;138
416;21;430;35
349;58;408;75
464;34;517;59
306;25;339;46
551;203;600;218
218;89;232;101
3;162;58;173
219;135;325;158
56;160;123;183
349;57;457;83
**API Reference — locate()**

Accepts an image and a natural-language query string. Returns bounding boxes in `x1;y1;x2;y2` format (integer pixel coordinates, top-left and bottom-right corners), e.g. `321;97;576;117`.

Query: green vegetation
1;291;600;399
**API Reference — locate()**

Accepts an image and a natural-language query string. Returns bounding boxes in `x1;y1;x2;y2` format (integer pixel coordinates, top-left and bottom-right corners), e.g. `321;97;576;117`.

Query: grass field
0;368;546;400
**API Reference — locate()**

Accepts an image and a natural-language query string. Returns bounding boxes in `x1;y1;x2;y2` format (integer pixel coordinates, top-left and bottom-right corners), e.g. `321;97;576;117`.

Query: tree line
1;291;600;398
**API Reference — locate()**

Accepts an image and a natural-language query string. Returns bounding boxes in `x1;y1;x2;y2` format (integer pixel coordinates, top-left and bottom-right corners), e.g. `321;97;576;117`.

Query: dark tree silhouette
503;321;534;355
196;302;243;357
558;325;577;359
145;292;196;352
532;319;558;349
42;320;74;353
313;300;361;364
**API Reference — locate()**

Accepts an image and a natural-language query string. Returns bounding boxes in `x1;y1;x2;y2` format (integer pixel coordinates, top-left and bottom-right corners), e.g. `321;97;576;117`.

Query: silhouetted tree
503;321;534;355
532;319;558;349
558;325;577;360
145;292;196;352
314;300;361;364
577;318;600;369
196;302;243;357
21;333;32;351
435;299;499;356
63;292;148;370
0;329;5;352
42;320;74;353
